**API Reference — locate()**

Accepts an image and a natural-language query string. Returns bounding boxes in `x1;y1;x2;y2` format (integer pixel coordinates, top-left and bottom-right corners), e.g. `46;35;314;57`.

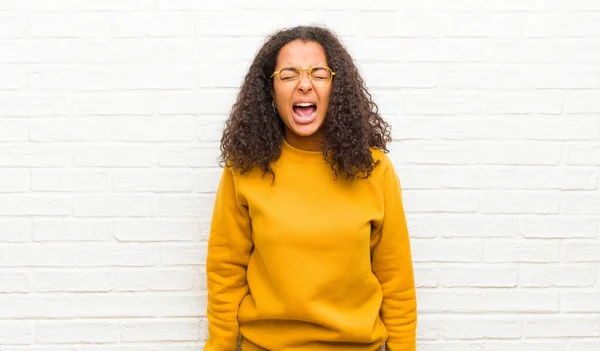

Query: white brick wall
0;0;599;349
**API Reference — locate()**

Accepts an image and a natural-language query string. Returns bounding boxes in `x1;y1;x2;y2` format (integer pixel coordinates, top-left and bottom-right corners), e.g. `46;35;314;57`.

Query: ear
270;88;275;100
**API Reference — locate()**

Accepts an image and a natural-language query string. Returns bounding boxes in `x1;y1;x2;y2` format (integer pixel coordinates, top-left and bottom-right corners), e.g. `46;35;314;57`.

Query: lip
292;99;317;106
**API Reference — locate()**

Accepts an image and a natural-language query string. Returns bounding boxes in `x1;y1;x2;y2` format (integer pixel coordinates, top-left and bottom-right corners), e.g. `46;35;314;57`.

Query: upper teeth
295;102;314;107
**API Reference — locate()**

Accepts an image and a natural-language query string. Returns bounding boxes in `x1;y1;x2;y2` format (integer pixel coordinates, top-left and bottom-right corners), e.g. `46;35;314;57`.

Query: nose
297;70;312;93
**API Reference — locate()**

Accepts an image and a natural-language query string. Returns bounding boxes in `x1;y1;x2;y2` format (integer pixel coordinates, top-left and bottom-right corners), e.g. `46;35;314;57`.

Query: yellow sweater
205;139;417;351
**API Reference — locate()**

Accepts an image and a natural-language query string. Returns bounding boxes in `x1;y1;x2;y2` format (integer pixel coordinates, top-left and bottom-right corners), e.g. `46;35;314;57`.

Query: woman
205;26;416;351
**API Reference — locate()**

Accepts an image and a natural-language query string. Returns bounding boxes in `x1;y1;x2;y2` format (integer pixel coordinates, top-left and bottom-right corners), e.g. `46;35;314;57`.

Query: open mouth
292;102;317;124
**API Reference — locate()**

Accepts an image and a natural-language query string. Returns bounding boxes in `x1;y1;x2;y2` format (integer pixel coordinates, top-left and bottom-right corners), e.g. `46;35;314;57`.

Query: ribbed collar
280;138;327;164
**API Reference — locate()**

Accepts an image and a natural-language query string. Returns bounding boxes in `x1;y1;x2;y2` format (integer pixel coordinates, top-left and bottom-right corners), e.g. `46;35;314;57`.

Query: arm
204;167;253;351
371;165;417;351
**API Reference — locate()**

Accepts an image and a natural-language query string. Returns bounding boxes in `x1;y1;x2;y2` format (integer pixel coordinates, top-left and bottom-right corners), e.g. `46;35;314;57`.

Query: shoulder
369;147;394;174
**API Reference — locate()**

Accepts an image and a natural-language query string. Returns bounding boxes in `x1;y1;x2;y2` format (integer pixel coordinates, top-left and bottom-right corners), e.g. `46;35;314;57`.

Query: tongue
294;105;316;117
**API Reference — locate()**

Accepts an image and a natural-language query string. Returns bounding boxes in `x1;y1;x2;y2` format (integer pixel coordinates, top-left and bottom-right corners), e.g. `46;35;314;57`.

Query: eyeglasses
270;66;336;86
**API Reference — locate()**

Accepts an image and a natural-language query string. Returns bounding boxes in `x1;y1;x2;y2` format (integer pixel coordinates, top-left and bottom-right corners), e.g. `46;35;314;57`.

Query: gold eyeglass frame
270;65;336;86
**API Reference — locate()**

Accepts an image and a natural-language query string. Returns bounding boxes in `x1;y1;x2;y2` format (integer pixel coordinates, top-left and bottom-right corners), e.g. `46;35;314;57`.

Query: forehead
276;40;328;67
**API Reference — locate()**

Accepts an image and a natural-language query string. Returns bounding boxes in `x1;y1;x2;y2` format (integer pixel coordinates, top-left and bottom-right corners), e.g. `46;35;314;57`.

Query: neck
284;129;324;151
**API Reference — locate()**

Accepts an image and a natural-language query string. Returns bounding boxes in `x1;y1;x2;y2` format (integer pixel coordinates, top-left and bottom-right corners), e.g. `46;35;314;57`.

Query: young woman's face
272;40;333;150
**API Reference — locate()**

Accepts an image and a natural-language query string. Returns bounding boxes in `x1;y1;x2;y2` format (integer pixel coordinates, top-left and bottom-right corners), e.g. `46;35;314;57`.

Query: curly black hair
220;25;391;180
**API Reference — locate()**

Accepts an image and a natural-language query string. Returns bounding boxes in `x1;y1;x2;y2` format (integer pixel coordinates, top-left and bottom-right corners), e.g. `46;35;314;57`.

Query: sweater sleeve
204;167;253;351
371;164;417;351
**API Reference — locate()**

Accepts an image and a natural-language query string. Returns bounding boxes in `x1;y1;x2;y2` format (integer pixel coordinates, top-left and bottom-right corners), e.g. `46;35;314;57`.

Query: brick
439;14;522;38
419;289;559;312
565;93;600;113
528;67;599;89
403;190;479;213
563;241;600;262
33;270;113;292
563;39;600;63
0;145;71;167
0;219;32;243
418;341;483;351
31;170;110;192
0;16;22;37
28;68;110;90
519;216;597;238
396;167;443;189
413;265;438;288
0;40;71;63
523;315;600;337
480;142;562;165
436;216;519;238
157;90;236;115
561;194;600;214
360;13;438;37
439;117;520;140
73;93;157;115
519;264;596;287
485;341;563;351
484;240;560;262
158;243;208;266
484;0;561;11
403;93;482;115
412;239;482;262
112;170;197;193
564;0;600;10
481;92;562;114
33;219;113;242
0;120;28;141
0;322;34;344
320;0;398;10
195;11;287;37
120;319;204;342
0;245;77;267
441;167;518;189
73;146;156;167
400;0;480;11
0;271;31;292
0;294;160;318
480;192;559;214
566;341;600;351
77;244;158;267
361;64;437;88
396;142;480;165
36;321;119;344
115;219;199;242
438;315;521;339
0;169;29;192
158;145;220;168
440;265;517;287
518;168;597;190
115;269;195;291
393;117;439;140
28;13;111;38
159;194;216;217
155;38;261;63
160;293;206;317
566;143;600;165
73;195;157;217
113;116;198;142
157;0;234;10
0;195;70;216
561;292;600;312
70;39;156;63
524;13;600;38
0;94;69;116
482;39;563;63
0;66;26;89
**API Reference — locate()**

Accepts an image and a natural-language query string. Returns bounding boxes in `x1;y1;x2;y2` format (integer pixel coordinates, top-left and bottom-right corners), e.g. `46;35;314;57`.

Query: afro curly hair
220;25;392;180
